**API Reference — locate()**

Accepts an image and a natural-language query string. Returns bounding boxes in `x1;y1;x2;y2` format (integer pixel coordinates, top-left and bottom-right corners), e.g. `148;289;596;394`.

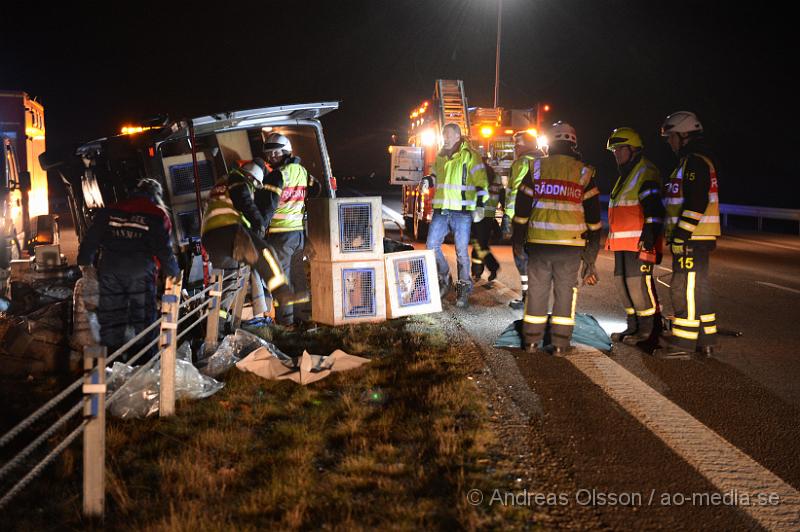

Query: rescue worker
470;158;501;282
77;178;179;359
513;122;602;355
426;123;489;308
201;159;296;308
605;127;665;345
654;111;720;358
258;133;310;326
505;130;546;310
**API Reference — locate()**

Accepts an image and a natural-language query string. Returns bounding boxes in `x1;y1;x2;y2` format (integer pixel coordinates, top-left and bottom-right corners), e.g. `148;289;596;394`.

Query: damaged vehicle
43;102;339;286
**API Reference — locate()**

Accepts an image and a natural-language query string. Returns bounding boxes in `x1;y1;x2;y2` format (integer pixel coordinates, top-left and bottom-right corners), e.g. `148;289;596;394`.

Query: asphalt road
380;193;800;529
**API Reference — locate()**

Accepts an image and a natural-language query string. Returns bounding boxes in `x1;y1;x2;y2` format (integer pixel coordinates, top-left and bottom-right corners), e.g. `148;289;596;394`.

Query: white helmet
660;111;703;136
550;121;577;145
263;133;292;155
242;159;265;183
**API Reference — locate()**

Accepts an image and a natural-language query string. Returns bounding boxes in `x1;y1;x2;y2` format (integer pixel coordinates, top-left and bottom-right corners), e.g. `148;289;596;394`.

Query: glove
639;226;656;252
472;206;485;223
670;238;686;256
581;262;598;286
501;215;512;239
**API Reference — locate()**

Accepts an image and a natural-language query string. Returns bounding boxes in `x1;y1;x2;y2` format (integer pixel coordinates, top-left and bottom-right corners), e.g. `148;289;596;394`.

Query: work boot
652;344;692;360
548;345;573;357
487;268;498;282
622;315;655;345
524;343;545;355
509;292;526;310
610;315;638;342
455;281;470;308
439;274;453;298
697;345;719;358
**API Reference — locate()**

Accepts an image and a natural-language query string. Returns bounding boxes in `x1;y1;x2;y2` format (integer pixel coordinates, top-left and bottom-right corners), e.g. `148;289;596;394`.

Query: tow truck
41;102;340;287
389;79;542;241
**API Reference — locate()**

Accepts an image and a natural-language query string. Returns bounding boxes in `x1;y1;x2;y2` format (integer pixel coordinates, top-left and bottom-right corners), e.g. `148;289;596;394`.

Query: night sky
2;1;796;207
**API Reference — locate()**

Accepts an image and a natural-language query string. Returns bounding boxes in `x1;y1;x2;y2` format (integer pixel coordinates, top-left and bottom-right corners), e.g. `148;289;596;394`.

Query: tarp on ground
236;347;370;385
494;314;612;351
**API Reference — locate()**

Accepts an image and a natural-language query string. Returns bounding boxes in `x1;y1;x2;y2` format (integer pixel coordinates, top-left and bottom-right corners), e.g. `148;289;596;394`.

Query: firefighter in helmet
505;130;546;310
513;121;602;355
654;111;721;359
201;159;295;308
605;127;664;347
258;132;311;326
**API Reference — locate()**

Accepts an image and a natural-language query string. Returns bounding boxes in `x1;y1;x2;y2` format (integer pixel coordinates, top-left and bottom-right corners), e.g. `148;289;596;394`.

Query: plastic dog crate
310;260;387;325
384;250;441;318
307;197;384;262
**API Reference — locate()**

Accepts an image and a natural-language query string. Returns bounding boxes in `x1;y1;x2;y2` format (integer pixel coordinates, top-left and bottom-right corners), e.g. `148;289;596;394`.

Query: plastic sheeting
108;342;224;419
200;328;289;378
237;348;370;385
494;314;612;351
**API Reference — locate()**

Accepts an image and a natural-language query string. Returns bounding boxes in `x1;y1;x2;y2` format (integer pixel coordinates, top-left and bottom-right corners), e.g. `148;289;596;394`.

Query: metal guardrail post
204;270;224;353
159;275;183;418
83;345;107;517
231;267;250;330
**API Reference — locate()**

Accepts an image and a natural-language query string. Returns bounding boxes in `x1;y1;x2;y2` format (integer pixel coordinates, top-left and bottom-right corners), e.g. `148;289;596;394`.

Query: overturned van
42;102;339;285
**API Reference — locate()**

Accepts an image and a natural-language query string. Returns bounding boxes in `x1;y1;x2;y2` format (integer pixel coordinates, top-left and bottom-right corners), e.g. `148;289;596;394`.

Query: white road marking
723;235;800;252
567;347;800;530
756;281;800;295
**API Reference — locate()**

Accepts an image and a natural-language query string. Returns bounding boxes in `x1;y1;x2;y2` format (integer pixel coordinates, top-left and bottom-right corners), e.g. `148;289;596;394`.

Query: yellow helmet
606;127;643;151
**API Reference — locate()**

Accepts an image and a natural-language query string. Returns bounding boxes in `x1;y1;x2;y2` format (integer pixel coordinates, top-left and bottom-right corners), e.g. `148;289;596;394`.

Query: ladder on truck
435;79;470;136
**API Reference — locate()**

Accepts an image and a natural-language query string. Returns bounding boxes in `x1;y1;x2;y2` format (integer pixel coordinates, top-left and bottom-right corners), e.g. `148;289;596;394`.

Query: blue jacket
77;192;179;277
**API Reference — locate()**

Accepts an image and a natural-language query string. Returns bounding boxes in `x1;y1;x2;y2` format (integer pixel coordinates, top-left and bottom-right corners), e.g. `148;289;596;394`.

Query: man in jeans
425;123;488;308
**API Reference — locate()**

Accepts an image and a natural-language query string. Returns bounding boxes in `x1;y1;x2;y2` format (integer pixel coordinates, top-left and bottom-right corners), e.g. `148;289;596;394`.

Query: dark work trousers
522;244;583;347
470;217;500;278
614;251;659;322
669;240;717;350
523;244;582;348
513;237;529;295
97;255;157;361
266;230;309;325
202;225;291;304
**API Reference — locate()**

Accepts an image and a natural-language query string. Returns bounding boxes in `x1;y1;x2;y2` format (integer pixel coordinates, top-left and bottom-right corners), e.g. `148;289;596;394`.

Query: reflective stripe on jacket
269;163;308;233
606;157;661;251
201;175;247;234
432;140;488;211
664;154;720;240
523;155;596;246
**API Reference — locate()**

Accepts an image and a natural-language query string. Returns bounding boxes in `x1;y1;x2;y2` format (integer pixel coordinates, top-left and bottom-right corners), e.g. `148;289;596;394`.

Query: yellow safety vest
664;154;720;241
201;172;250;235
268;163;308;233
520;155;597;247
432;141;488;212
505;154;537;219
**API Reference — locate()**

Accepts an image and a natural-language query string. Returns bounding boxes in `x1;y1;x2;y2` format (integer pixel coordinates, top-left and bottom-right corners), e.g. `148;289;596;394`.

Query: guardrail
0;267;251;516
599;195;800;235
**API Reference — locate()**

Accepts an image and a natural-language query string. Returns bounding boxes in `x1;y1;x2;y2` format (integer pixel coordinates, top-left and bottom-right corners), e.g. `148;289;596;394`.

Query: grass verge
4;316;532;530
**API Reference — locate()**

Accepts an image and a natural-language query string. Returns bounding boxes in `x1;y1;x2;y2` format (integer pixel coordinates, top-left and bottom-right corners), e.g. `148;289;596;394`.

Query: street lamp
493;0;502;108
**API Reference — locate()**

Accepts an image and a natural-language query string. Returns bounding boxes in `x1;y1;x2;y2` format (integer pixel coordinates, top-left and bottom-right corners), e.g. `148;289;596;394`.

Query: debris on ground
236;347;370;385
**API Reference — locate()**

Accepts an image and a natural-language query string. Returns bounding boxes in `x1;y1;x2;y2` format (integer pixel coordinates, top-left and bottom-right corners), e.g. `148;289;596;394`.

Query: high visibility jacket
517;155;601;247
267;162;308;233
201;172;253;235
431;141;488;211
505;153;537;219
664;153;720;241
606;156;662;251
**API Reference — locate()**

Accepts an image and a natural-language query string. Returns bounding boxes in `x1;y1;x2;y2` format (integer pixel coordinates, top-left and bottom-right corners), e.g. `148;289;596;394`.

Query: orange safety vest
606;157;661;251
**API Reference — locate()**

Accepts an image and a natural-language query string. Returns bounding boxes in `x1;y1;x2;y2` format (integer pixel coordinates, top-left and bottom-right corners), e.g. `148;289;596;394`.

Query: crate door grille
169;161;215;196
338;203;373;253
394;256;431;307
342;268;377;318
